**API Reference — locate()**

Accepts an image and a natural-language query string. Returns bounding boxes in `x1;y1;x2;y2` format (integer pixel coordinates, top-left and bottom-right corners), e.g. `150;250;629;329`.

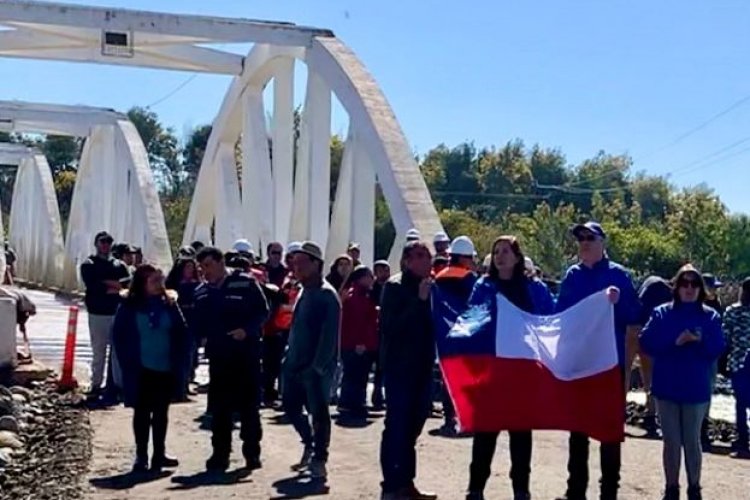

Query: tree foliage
2;105;748;281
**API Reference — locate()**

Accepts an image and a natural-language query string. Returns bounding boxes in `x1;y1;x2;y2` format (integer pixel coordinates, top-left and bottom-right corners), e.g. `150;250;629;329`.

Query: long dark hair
165;257;198;290
488;236;527;282
671;265;707;304
125;264;165;307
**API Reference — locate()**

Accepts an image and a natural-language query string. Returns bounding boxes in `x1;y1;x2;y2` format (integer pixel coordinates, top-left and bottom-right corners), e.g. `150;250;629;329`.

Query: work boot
244;455;262;471
151;453;179;471
291;446;313;472
687;485;702;500
205;454;229;472
661;485;679;500
132;455;149;473
309;459;327;479
465;492;484;500
405;483;438;499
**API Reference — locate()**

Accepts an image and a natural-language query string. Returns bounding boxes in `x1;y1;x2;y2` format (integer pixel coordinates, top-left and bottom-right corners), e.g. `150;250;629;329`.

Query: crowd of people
76;221;750;500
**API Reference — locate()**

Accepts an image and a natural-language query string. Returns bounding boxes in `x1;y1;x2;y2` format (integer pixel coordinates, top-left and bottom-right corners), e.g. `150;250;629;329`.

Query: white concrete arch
3;146;66;287
183;38;443;265
0;100;171;290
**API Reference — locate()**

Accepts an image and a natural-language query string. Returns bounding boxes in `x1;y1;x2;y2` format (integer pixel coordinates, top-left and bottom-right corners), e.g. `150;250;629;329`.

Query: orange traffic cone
58;306;79;391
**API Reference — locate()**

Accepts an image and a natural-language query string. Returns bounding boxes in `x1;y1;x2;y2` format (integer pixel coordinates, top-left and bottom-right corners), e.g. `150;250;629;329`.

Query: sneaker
309;459;327;479
290;446;313;471
662;485;679;500
205;454;229;472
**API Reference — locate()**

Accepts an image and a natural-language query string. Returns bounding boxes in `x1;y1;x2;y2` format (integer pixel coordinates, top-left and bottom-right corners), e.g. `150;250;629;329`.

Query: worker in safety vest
433;235;478;436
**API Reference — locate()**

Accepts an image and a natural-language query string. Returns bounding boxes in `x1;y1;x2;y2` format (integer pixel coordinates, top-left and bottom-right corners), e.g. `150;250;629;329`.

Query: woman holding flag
464;236;554;500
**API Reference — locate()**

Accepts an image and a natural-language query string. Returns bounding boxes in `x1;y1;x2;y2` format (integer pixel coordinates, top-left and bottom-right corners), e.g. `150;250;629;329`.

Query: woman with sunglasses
640;264;725;500
113;264;189;472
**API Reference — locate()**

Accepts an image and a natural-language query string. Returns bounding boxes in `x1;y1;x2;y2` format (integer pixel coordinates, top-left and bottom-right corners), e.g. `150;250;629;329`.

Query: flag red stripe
440;355;625;443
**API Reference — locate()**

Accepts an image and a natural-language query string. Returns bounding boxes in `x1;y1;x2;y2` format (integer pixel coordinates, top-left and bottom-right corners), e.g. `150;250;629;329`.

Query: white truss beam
0;1;333;46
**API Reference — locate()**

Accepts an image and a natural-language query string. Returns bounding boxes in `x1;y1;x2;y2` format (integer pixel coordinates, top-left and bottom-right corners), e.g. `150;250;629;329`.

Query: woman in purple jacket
640;264;725;500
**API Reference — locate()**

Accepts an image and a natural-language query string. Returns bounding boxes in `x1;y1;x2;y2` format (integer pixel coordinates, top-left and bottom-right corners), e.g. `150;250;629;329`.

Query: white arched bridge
0;0;442;290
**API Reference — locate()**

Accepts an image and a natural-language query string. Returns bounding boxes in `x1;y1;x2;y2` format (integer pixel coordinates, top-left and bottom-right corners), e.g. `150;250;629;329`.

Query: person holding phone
640;264;725;500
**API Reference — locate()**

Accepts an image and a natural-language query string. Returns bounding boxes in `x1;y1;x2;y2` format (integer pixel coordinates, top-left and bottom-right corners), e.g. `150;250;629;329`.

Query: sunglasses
678;279;700;289
576;234;598;242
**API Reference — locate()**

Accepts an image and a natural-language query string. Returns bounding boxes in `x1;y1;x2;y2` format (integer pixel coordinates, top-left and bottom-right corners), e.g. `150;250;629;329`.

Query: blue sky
3;1;750;212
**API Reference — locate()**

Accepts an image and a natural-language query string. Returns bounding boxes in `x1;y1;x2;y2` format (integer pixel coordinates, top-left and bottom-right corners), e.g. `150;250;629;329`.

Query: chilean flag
434;290;624;443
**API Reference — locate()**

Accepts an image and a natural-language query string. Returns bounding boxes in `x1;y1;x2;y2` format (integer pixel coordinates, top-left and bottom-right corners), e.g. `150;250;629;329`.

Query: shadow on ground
89;470;173;490
270;474;330;499
169;468;253;490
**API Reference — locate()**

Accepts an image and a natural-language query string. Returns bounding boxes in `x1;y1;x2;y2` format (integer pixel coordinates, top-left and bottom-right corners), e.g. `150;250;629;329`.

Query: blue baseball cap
571;221;606;239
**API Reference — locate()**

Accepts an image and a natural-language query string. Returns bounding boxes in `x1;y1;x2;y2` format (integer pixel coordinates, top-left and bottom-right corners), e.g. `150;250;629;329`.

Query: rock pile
0;381;91;499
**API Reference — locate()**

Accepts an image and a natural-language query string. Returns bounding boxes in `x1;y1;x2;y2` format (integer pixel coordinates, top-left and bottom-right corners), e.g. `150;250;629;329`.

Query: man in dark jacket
434;236;478;436
283;241;341;480
379;240;438;500
193;247;269;472
80;231;131;399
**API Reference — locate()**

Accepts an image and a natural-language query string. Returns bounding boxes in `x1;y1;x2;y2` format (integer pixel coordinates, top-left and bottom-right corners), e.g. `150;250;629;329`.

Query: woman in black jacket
113;264;188;472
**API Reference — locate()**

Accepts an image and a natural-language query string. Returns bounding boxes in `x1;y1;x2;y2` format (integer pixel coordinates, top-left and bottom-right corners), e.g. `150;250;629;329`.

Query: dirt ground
85;395;750;500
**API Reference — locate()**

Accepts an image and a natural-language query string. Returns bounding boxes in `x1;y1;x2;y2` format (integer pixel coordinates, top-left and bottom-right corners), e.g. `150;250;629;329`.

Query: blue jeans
340;350;375;413
282;369;332;462
380;370;432;493
732;361;750;450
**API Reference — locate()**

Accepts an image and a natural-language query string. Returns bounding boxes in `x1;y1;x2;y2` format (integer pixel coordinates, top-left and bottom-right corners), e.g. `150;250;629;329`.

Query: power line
566;92;750;188
145;74;198;109
433;190;550;200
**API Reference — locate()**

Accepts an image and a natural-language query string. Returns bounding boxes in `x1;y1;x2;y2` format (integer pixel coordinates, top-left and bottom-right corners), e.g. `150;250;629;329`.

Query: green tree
127;107;183;196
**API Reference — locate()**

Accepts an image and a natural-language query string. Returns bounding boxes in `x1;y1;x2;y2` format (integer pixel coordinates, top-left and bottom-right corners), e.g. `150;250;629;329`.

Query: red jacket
340;286;379;352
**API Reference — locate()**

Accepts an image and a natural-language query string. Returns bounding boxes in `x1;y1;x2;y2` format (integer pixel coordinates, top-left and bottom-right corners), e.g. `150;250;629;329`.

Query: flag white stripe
495;291;617;381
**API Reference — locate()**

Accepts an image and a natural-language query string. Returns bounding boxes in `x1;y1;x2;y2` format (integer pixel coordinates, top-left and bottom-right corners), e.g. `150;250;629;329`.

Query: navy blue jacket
640;302;725;404
556;258;641;365
112;298;188;407
469;275;555;315
192;271;269;361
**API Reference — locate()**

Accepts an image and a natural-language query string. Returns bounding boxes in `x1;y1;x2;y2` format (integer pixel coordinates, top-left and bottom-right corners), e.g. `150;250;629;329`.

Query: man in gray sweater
282;241;341;480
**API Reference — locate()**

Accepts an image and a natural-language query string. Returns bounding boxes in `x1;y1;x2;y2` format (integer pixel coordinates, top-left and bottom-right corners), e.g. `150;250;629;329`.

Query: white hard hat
232;238;254;254
433;231;450;244
449;236;476;257
287;241;303;254
405;228;421;241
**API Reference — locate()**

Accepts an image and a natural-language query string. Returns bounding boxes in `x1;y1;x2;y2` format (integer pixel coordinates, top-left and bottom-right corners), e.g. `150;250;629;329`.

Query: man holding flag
555;221;641;500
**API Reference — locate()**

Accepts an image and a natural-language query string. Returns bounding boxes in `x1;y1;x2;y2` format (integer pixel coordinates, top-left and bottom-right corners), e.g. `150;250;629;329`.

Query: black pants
372;357;384;406
133;368;174;460
468;431;532;495
209;355;263;460
340;350;376;413
565;432;621;499
380;371;432;493
262;332;287;402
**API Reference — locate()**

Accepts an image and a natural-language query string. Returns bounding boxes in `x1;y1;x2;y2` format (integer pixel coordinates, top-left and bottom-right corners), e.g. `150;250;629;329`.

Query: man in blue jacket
555;222;641;500
193;247;269;472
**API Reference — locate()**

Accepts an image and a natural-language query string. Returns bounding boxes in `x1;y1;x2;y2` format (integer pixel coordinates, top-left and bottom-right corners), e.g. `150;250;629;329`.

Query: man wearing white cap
433;236;478;436
405;228;421;242
433;231;451;258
